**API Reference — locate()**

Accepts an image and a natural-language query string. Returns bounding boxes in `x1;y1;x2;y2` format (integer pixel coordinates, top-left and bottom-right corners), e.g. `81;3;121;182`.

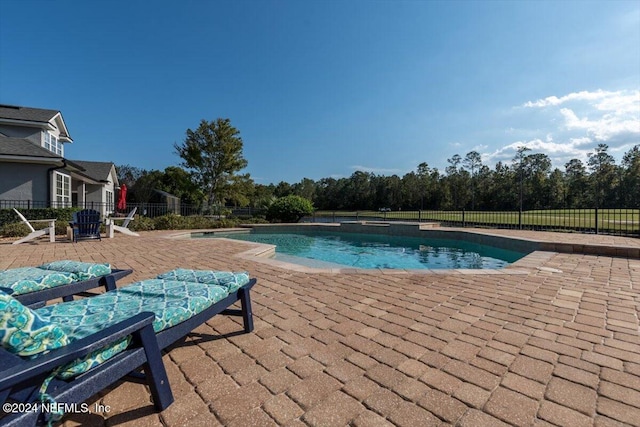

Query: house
0;104;119;217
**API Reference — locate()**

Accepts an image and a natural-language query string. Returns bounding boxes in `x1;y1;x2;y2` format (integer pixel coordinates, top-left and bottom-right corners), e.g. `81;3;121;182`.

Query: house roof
0;135;64;159
69;160;117;184
0;104;60;123
0;104;72;141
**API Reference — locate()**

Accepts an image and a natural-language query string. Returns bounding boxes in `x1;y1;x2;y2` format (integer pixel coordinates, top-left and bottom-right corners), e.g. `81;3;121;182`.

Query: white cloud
484;89;640;169
523;89;614;108
486;135;596;167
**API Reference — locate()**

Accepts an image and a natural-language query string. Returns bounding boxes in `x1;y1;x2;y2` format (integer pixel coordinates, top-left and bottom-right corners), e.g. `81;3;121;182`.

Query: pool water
207;231;526;269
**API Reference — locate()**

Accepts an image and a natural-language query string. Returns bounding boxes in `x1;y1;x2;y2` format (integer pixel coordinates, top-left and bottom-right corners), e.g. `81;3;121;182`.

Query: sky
1;0;639;185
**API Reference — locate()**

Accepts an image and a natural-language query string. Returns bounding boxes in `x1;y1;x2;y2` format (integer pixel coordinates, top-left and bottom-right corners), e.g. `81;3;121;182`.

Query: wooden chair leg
239;288;254;333
134;324;174;410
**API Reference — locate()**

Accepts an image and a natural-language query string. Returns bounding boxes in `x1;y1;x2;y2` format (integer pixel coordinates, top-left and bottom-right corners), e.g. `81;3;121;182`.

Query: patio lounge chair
69;209;102;243
0;269;255;426
0;300;173;427
11;209;56;245
0;260;132;308
106;207;139;238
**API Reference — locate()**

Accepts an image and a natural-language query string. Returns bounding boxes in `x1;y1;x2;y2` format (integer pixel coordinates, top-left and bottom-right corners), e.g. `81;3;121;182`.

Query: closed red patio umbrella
117;184;127;211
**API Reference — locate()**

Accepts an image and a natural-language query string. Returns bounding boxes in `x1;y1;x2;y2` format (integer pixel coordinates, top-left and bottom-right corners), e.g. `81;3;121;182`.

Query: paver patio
1;228;638;426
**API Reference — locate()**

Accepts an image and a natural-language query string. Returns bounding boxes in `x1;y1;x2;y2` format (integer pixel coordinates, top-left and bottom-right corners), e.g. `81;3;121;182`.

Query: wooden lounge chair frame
0;313;173;427
7;269;133;308
11;209;56;245
155;278;256;349
0;277;256;426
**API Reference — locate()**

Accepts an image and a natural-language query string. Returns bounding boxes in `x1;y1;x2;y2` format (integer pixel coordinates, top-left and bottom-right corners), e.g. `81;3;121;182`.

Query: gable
0;104;72;142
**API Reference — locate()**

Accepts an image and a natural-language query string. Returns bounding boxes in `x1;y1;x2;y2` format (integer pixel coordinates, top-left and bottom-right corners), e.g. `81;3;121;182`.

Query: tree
293;178;316;201
620;145;640;207
116;164;146;189
523;153;551;209
513;146;531;213
463;151;482;209
174;118;249;209
565;159;588;207
158;166;204;206
587;144;617;207
132;170;164;203
446;154;467;209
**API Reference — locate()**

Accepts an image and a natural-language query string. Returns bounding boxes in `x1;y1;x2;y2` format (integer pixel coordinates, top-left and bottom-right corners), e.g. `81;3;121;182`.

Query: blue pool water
204;231;526;270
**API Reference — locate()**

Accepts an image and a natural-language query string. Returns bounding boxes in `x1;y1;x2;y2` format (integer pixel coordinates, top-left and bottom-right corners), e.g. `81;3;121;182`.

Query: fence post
356;211;359;221
595;208;599;234
462;209;466;228
518;210;522;230
418;210;421;222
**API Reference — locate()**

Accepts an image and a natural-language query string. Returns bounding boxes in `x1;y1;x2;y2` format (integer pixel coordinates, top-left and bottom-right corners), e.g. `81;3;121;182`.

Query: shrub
1;222;30;237
153;214;185;230
56;221;69;236
214;218;241;228
267;195;314;223
184;216;218;229
0;207;78;230
130;216;155;231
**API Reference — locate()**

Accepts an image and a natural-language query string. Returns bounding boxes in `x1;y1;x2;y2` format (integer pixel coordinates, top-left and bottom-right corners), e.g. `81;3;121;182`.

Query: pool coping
168;221;640;274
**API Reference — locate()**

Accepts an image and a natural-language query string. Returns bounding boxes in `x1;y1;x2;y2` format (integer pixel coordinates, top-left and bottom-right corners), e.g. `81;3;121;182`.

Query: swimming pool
202;230;526;270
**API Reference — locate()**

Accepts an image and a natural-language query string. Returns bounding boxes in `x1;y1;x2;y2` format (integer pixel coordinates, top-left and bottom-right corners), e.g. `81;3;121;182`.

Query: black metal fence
0;200;201;218
3;199;638;237
308;209;640;237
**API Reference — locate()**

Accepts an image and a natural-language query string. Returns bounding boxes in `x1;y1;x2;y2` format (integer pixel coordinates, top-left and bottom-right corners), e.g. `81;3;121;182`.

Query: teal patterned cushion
39;260;112;280
0;291;69;356
157;269;250;293
56;336;131;379
0;267;78;296
35;279;230;378
0;290;123;381
38;278;229;334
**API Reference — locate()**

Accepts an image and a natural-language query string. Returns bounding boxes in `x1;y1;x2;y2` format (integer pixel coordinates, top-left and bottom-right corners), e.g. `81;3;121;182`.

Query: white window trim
53;171;71;207
106;190;114;215
43;131;64;156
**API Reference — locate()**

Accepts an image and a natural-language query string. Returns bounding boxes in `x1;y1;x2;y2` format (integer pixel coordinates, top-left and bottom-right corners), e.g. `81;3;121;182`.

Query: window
43;131;63;156
54;172;71;207
106;190;114;214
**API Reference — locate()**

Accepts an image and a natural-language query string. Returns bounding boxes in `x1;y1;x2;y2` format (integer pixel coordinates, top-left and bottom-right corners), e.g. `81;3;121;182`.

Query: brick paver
1;227;638;426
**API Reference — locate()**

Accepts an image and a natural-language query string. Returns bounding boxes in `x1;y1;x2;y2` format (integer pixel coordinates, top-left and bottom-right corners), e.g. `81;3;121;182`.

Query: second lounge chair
1;268;256;426
0;260;132;308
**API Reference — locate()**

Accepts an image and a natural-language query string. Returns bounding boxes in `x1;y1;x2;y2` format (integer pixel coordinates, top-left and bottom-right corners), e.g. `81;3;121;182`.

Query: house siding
0;125;41;145
0;162;49;201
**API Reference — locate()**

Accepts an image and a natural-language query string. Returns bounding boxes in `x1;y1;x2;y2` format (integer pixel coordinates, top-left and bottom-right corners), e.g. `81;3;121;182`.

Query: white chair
11;208;56;245
106;207;140;238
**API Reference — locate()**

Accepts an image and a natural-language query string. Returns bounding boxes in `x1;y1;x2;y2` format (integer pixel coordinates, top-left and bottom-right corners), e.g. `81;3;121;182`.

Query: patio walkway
1;228;639;426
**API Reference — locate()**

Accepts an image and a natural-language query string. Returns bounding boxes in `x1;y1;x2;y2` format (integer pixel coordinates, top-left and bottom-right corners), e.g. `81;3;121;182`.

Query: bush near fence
0;207;79;236
0;208;269;238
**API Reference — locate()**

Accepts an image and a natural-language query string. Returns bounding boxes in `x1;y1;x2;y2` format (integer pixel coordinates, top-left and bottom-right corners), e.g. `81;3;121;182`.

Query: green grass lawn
313;209;640;233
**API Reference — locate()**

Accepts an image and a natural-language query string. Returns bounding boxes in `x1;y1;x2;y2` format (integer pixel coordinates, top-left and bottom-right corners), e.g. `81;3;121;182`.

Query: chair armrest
0;312;156;391
107;217;135;223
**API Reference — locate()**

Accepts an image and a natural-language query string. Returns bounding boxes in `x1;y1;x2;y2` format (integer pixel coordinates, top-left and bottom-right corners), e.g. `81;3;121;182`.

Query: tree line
118;118;640;213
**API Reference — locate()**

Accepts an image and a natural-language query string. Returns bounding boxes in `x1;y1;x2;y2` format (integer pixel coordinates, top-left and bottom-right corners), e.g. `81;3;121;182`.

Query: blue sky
1;0;638;185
